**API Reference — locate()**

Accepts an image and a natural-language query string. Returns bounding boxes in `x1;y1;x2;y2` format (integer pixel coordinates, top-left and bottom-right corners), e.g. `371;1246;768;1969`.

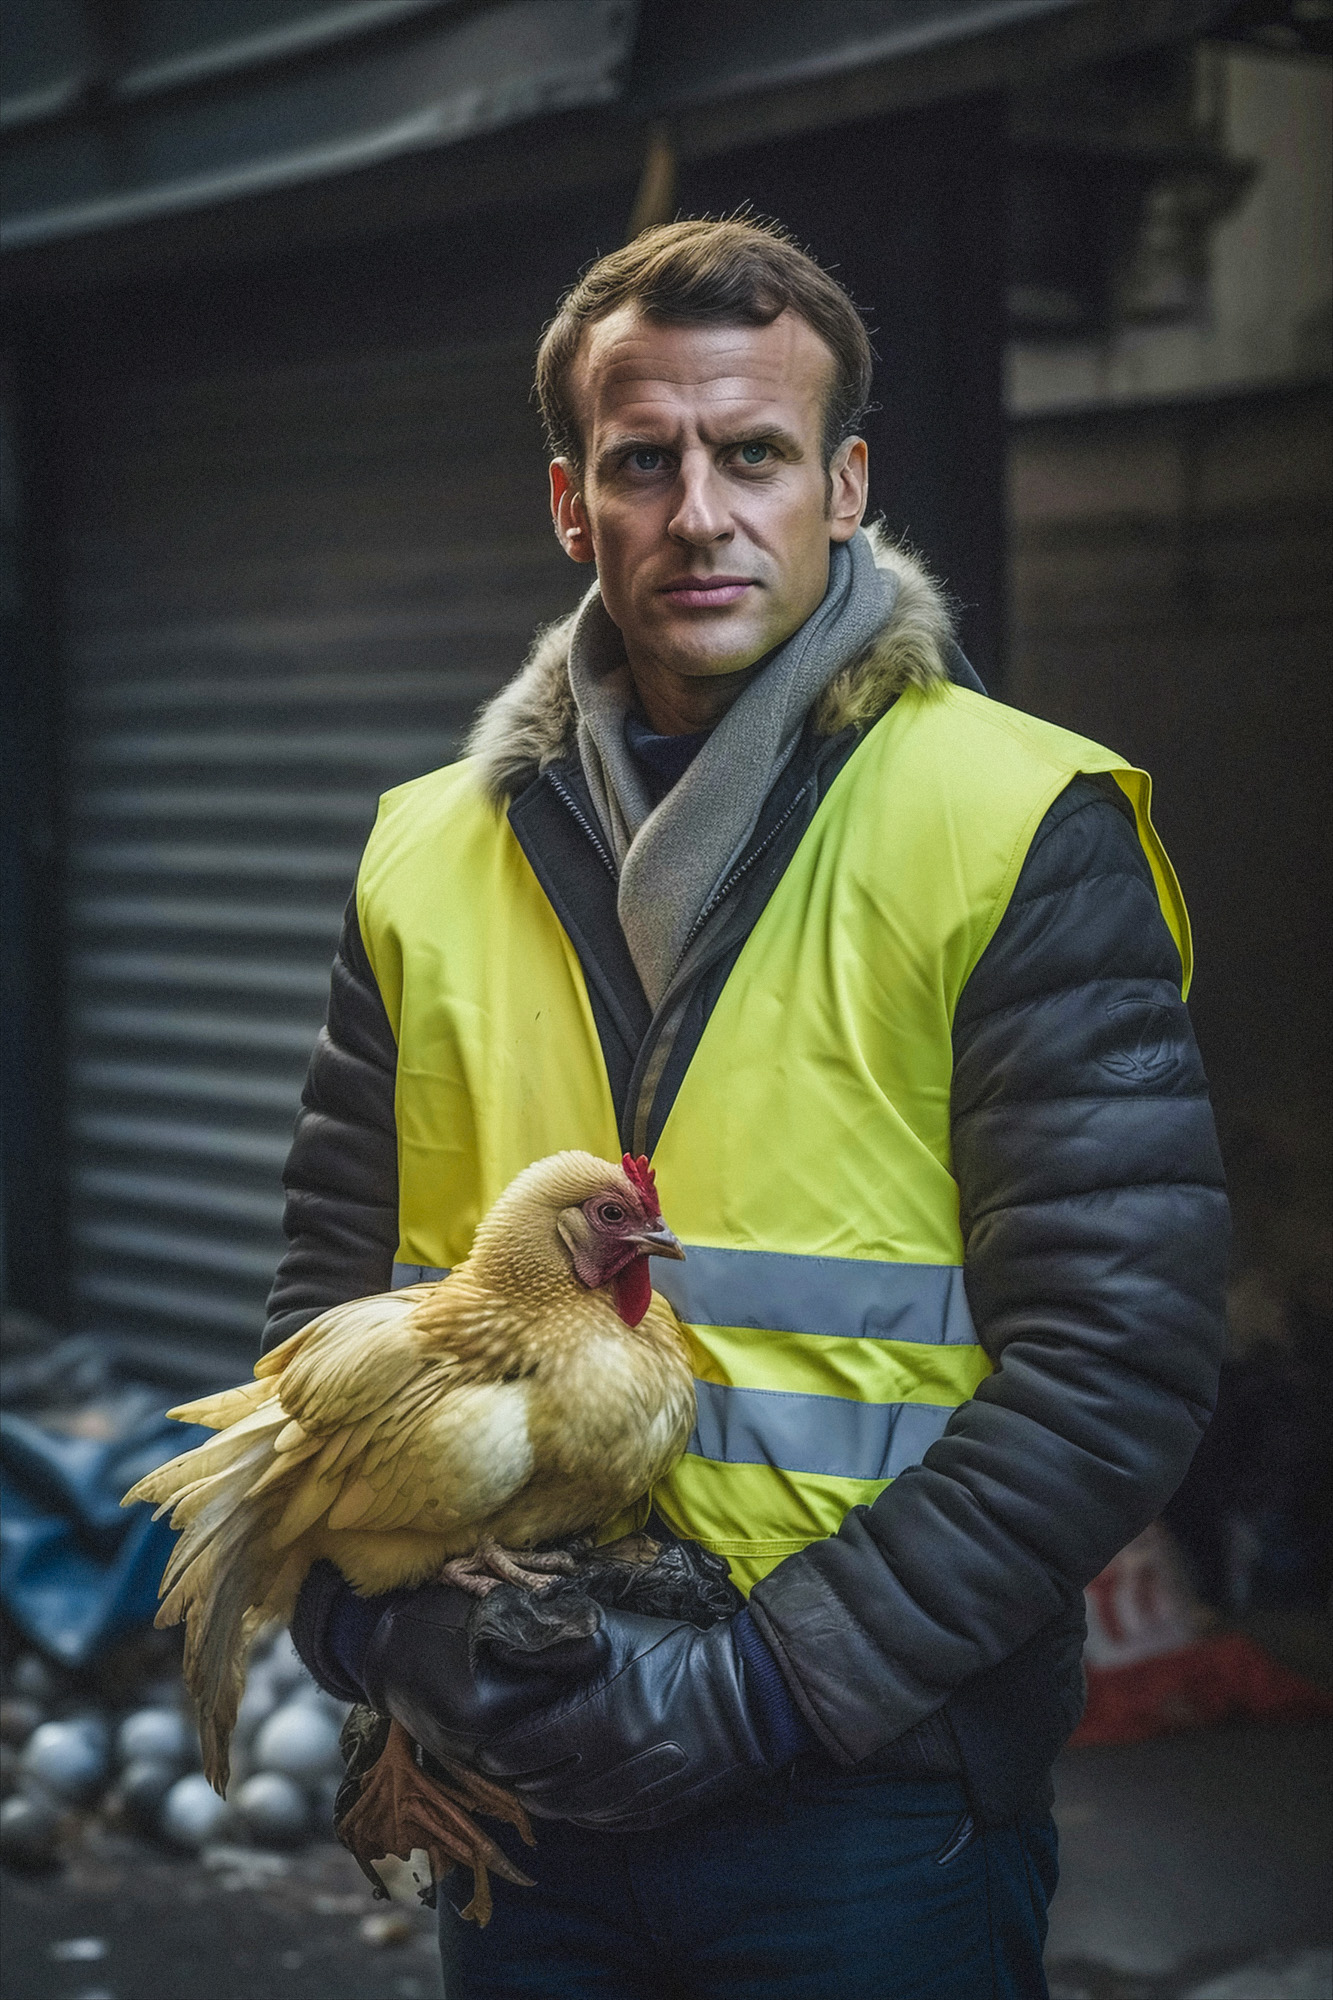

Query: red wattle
612;1256;652;1327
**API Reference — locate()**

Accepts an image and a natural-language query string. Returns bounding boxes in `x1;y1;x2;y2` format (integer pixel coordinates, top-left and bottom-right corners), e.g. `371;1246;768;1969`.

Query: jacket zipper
546;770;618;880
677;779;815;958
546;763;822;1153
626;776;820;1151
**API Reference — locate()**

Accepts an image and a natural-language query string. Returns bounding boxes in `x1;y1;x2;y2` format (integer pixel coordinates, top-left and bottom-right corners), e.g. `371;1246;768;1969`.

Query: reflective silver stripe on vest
392;1249;975;1350
688;1383;953;1482
392;1262;449;1287
653;1246;976;1346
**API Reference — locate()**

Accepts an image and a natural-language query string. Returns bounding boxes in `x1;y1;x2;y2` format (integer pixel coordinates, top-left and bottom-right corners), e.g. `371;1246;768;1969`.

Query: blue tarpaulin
0;1407;210;1668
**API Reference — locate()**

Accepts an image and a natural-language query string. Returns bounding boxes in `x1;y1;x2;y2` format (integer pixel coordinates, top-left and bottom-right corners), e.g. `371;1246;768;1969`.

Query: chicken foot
595;1531;661;1566
439;1533;580;1596
337;1717;535;1926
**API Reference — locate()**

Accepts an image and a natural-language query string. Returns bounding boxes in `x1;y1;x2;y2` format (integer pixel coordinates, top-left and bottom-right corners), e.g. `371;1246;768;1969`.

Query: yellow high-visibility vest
357;683;1190;1593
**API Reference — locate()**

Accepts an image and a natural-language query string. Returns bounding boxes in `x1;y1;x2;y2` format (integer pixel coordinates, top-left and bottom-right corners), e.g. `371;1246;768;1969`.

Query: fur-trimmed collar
466;522;955;805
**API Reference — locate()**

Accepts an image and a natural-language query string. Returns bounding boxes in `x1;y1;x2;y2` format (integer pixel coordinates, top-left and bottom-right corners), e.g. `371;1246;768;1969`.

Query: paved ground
1;1839;445;2000
4;1721;1330;1999
1045;1722;1332;2000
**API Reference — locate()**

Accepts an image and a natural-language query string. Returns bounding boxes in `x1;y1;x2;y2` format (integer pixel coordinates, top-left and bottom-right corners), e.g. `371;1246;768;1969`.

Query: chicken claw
596;1531;661;1567
438;1533;580;1596
337;1718;535;1926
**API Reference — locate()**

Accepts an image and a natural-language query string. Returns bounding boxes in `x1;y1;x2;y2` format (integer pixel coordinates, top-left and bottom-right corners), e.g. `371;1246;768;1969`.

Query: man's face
550;307;868;692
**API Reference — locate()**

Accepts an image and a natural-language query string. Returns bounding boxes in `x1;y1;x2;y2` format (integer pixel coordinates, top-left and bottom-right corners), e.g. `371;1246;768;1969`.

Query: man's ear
827;437;869;543
550;459;596;565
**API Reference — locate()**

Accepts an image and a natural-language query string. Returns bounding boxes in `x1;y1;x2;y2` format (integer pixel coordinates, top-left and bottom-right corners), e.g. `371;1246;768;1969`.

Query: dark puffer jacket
263;597;1228;1818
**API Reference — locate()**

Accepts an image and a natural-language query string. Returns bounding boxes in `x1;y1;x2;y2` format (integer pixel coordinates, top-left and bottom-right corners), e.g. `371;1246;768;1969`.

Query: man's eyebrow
595;434;668;469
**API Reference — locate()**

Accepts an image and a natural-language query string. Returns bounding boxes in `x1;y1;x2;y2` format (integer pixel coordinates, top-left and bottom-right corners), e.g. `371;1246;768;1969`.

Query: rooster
123;1151;695;1917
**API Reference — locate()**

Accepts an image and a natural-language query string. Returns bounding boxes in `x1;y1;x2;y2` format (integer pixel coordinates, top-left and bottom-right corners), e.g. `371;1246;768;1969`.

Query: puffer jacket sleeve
261;896;400;1352
747;775;1229;1771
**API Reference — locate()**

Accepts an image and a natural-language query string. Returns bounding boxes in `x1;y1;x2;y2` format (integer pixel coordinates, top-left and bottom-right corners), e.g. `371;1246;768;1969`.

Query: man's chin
642;623;784;683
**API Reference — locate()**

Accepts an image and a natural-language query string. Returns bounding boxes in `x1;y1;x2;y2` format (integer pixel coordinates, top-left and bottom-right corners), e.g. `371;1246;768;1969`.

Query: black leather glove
482;1608;797;1829
351;1579;603;1752
357;1587;808;1832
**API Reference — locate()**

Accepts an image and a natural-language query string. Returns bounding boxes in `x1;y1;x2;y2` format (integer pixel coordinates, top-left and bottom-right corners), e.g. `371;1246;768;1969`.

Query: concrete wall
1009;47;1332;414
1008;380;1332;1116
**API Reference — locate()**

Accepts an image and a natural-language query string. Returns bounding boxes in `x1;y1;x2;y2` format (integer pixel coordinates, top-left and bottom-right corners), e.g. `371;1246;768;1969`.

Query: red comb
622;1153;662;1218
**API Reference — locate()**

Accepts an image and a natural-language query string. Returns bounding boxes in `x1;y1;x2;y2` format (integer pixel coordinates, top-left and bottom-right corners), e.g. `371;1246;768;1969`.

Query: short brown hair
536;216;873;472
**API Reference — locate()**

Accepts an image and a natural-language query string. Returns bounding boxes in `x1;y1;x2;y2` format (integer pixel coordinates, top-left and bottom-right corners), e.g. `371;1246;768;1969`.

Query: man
274;218;1227;1998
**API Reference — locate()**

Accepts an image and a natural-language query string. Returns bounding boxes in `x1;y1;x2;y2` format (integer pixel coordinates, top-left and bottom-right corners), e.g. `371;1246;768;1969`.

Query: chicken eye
597;1201;626;1224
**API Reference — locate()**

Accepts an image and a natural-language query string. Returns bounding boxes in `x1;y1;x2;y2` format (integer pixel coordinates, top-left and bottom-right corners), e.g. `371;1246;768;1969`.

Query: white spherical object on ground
159;1772;235;1850
252;1702;342;1782
0;1792;62;1870
115;1758;179;1836
19;1720;109;1803
63;1709;110;1749
116;1707;191;1770
235;1669;279;1740
233;1770;310;1848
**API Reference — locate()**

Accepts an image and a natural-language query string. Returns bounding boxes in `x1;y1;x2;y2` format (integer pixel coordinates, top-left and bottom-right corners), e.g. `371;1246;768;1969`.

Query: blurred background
1;4;1329;1997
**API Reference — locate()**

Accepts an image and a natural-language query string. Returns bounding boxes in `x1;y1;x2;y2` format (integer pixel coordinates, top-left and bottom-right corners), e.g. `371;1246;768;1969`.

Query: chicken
123;1151;696;1916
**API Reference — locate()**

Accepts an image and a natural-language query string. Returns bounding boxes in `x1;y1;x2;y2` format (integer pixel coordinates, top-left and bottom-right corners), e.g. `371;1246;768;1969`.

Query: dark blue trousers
438;1766;1058;1999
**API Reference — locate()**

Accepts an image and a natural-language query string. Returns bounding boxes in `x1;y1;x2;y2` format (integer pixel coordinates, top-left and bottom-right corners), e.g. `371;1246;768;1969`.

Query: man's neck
626;655;768;736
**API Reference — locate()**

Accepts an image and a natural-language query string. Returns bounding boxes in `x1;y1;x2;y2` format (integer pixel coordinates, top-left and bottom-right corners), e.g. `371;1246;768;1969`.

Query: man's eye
738;443;770;465
631;449;663;472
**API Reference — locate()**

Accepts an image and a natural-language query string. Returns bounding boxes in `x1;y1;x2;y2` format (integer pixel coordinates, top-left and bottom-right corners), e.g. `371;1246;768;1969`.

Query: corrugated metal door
61;304;579;1369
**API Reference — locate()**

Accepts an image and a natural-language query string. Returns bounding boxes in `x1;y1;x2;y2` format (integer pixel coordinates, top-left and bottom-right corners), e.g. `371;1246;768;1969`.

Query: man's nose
667;462;732;547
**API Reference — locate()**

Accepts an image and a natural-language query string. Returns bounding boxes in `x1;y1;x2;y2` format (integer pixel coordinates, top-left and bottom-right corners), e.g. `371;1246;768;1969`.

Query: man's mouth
659;576;754;609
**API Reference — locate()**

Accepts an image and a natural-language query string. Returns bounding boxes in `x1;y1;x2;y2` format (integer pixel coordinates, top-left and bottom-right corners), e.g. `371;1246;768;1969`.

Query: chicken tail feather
163;1517;267;1793
166;1378;273;1431
137;1406;299;1793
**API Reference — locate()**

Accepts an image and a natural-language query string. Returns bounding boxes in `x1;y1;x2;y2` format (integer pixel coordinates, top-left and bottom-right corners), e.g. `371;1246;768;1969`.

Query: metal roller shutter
63;323;576;1368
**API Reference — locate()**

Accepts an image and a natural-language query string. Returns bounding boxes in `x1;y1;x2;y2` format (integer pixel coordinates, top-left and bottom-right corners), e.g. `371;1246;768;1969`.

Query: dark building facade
2;0;1325;1368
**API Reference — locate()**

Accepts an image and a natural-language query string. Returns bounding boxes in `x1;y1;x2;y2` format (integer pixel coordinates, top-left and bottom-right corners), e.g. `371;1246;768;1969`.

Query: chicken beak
635;1224;686;1261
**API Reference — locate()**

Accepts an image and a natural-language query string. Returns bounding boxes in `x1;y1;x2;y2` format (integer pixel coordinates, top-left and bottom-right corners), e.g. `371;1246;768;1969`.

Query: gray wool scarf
568;529;899;1006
